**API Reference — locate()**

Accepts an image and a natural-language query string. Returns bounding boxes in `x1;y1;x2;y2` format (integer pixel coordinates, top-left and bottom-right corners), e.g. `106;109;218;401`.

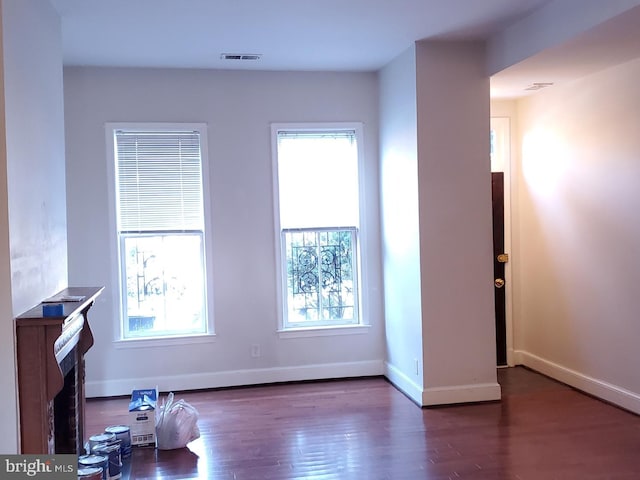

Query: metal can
78;455;108;480
104;425;132;458
77;466;103;479
94;442;122;480
88;432;116;453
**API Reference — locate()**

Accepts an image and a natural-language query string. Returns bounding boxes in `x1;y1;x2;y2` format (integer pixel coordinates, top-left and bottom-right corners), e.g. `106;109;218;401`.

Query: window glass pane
284;228;358;327
123;234;205;337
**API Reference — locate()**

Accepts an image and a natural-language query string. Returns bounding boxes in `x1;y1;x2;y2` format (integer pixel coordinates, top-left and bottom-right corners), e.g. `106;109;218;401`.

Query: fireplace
15;287;103;454
53;346;80;453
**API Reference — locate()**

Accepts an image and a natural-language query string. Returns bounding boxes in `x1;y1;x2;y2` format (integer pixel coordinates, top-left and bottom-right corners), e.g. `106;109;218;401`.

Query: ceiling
49;0;640;99
50;0;550;72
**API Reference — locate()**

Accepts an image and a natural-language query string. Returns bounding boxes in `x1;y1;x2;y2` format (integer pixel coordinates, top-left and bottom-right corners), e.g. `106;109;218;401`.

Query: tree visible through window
112;127;208;338
274;126;362;329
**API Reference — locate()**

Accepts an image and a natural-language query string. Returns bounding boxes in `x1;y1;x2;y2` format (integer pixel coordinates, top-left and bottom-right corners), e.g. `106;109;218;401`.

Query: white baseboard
514;350;640;415
384;362;423;405
422;382;501;406
384;362;502;406
86;360;385;398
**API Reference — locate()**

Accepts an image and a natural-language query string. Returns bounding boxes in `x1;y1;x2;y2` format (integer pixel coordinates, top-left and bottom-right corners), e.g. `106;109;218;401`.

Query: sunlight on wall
380;148;419;257
522;128;569;198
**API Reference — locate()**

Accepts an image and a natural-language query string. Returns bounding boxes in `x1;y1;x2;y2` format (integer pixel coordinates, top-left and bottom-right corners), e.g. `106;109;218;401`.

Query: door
492;172;507;366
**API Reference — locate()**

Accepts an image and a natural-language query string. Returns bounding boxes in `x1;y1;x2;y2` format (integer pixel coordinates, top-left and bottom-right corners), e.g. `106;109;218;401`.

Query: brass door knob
495;278;505;288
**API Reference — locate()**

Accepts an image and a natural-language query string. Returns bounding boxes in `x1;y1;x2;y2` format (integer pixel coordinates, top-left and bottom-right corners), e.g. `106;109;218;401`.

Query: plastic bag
155;392;200;450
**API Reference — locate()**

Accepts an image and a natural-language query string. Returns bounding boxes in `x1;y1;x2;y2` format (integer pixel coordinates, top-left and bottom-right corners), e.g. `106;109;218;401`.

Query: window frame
105;122;215;345
271;122;367;334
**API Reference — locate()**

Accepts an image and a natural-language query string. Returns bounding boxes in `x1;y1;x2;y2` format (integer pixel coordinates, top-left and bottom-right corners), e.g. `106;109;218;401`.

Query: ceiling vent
525;82;554;91
220;53;262;61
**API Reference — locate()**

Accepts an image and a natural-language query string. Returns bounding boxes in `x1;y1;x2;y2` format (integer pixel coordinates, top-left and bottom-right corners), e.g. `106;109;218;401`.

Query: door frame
491;117;514;366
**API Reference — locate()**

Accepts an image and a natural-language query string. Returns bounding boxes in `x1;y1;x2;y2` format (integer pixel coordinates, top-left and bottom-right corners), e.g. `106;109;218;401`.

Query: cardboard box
128;388;157;447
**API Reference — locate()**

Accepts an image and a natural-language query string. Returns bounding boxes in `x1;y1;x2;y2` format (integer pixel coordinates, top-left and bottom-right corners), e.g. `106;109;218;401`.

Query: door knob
495;278;505;288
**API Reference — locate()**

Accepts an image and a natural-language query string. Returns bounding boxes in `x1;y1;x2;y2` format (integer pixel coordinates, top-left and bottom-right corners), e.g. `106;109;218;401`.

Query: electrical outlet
415;358;419;376
251;344;261;358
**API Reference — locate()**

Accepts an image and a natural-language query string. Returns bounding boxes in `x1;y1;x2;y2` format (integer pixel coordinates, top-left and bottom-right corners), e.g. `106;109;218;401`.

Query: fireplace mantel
15;286;104;454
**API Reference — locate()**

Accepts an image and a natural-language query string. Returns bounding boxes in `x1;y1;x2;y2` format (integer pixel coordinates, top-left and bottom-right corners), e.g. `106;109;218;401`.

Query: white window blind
276;129;359;230
115;130;204;232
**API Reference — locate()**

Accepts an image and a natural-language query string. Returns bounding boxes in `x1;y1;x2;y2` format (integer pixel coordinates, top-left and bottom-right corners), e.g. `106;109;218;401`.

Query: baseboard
86;360;385;398
422;382;501;406
514;350;640;415
384;362;423;405
384;362;502;406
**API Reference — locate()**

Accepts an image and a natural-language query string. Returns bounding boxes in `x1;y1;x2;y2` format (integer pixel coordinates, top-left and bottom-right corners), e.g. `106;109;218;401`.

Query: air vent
220;53;262;61
525;82;554;91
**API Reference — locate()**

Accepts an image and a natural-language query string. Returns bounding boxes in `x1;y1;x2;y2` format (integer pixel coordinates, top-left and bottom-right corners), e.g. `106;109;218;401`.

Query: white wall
415;41;500;405
490;99;517;119
0;0;66;453
378;46;424;401
3;0;67;313
63;67;384;396
514;57;640;413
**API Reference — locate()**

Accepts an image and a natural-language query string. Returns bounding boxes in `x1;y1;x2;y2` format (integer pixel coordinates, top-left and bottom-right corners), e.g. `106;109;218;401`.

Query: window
110;125;209;339
273;124;363;330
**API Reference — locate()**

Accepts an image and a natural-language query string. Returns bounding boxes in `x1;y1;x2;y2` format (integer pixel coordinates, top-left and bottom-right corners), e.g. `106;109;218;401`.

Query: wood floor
85;367;640;479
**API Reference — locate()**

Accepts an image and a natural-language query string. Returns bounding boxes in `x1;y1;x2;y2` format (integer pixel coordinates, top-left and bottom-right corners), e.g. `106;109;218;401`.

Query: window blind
115;130;204;232
276;129;359;229
277;130;356;142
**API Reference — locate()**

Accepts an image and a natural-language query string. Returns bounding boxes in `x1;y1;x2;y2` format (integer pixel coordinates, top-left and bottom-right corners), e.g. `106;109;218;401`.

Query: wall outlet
251;344;261;358
415;358;419;376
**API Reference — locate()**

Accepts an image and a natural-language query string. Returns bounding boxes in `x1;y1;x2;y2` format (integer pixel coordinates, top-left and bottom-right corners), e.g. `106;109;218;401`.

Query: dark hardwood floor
85;367;640;479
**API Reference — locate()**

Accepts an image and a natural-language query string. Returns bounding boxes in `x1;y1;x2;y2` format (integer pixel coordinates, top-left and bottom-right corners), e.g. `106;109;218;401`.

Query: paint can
94;441;122;480
78;455;108;480
77;467;103;480
104;425;132;458
88;432;116;453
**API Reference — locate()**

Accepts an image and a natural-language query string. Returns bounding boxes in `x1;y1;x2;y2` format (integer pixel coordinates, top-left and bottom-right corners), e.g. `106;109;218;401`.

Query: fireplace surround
15;287;104;454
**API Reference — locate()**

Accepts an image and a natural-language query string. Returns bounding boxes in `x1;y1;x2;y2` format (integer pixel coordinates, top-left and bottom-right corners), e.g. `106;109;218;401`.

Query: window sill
114;333;216;349
277;324;370;339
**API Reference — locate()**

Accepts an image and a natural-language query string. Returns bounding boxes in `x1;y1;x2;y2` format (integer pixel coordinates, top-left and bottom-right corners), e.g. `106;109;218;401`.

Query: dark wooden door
491;172;507;366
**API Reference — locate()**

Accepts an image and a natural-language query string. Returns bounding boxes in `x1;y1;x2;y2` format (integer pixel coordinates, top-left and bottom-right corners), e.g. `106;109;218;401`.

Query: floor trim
384;361;423;405
515;350;640;415
86;360;385;397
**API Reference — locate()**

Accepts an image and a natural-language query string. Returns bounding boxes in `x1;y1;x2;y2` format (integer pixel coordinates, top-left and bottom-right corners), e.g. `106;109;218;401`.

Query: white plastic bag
155;392;200;450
